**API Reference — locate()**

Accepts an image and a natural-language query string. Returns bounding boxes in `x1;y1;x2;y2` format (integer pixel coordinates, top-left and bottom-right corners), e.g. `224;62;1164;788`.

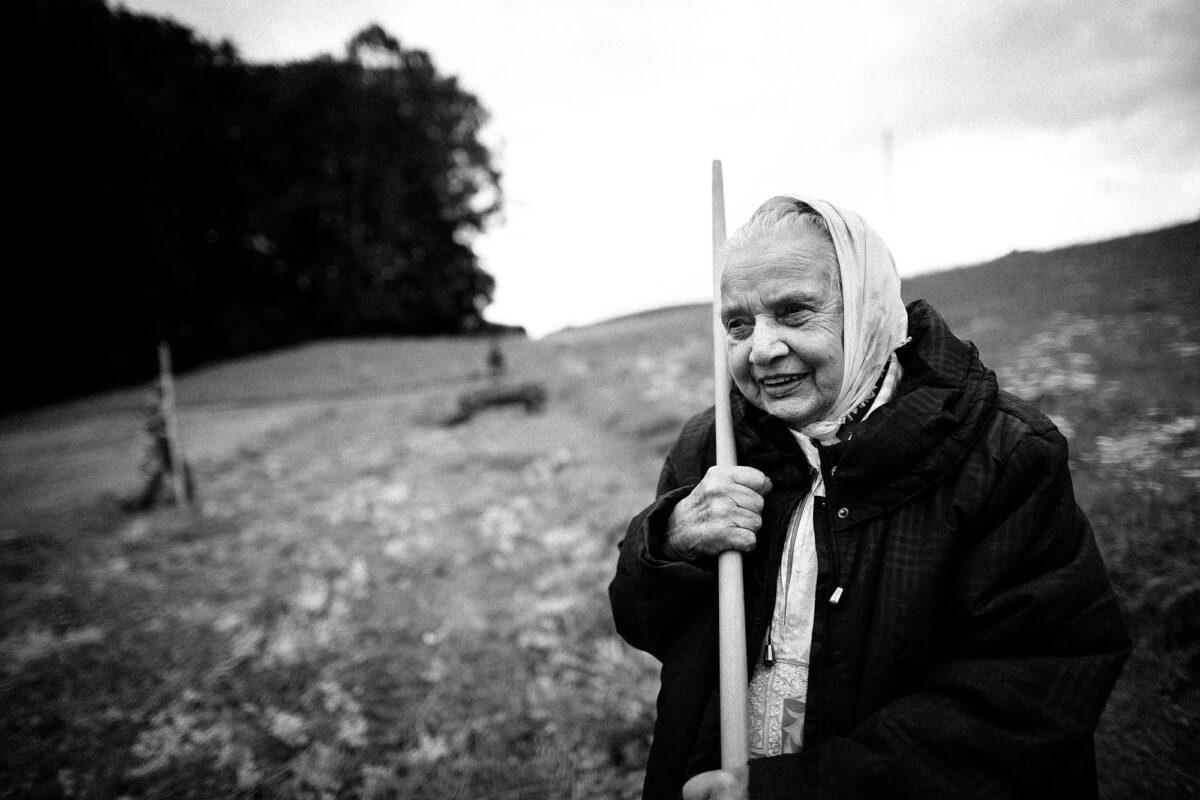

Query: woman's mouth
758;373;807;396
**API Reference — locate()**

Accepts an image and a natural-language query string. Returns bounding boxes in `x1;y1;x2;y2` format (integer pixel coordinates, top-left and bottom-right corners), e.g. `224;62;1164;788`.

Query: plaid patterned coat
609;300;1130;799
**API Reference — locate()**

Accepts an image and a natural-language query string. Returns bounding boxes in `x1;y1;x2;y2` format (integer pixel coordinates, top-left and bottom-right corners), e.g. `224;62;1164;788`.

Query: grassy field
2;221;1198;798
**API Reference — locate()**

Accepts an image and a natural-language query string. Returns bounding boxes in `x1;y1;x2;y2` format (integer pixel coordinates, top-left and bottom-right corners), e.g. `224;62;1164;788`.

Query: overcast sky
121;0;1200;336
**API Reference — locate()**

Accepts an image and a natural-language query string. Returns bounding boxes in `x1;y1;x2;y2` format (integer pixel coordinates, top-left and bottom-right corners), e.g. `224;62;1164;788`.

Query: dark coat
608;300;1130;800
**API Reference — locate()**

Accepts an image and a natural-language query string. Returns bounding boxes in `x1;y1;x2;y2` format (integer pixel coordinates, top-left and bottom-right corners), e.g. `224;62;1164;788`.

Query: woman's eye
726;318;750;337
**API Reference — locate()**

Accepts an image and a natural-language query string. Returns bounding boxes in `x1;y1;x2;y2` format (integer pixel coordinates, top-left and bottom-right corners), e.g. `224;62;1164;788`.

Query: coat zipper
757;492;804;668
822;494;843;605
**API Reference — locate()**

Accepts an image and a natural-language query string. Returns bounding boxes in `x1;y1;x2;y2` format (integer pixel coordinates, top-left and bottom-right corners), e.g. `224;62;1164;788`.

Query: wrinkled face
721;230;844;429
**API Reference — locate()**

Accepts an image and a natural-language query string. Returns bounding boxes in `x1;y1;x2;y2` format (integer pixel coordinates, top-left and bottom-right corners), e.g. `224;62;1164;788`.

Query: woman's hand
682;765;749;800
665;465;773;559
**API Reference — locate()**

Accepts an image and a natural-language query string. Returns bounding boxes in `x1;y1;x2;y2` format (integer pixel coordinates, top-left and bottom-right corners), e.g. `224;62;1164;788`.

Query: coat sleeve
749;426;1131;799
609;438;720;662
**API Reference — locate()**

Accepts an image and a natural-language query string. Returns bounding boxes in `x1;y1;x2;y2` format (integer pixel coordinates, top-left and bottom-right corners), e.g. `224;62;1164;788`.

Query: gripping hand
664;466;772;560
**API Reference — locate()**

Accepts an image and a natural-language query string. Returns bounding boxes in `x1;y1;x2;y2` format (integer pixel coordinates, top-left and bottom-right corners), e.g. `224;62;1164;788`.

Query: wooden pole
711;160;749;767
157;341;189;506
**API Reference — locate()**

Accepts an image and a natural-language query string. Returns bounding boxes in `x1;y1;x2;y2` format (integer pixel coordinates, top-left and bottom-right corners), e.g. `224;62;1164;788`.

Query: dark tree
1;2;502;410
244;23;501;337
3;0;252;403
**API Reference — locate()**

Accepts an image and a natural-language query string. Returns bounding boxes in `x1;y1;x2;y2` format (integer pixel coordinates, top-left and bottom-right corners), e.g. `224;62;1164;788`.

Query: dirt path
0;335;503;528
210;393;667;796
0;398;333;527
2;375;670;797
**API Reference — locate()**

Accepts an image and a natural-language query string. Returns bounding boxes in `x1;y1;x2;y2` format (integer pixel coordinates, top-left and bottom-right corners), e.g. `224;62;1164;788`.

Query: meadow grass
2;222;1197;798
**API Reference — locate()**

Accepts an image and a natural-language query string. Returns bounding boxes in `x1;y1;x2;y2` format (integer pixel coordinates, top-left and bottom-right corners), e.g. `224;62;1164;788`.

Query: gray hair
723;196;840;291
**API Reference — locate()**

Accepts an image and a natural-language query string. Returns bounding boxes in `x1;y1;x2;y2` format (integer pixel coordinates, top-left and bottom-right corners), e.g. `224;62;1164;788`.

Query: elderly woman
608;197;1129;800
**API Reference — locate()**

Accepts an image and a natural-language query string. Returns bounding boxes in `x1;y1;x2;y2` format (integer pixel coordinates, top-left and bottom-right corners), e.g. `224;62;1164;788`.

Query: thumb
682;770;739;800
730;466;773;496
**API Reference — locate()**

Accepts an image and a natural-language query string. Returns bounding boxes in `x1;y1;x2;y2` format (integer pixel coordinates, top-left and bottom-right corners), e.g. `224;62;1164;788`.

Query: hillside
566;217;1200;374
1;219;1197;798
555;217;1200;436
903;219;1200;385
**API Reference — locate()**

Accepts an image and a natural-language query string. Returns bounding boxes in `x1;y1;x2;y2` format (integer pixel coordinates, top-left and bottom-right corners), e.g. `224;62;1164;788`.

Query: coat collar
729;300;999;523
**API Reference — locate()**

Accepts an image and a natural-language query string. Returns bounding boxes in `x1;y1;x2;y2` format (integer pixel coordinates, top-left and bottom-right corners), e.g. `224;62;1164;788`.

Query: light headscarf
797;197;908;441
727;196;909;443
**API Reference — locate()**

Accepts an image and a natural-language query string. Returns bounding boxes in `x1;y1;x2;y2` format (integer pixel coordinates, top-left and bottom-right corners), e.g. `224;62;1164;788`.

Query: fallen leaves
1;625;106;670
30;391;663;799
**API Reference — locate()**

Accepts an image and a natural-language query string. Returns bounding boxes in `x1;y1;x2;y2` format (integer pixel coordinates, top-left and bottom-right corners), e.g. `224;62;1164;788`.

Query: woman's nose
749;319;786;365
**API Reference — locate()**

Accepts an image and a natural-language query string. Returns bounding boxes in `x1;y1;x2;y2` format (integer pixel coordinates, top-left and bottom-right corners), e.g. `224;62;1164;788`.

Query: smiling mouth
757;373;808;395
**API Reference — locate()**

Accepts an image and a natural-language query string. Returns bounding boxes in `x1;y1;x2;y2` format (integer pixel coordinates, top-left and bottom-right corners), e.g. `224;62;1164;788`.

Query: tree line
3;0;504;411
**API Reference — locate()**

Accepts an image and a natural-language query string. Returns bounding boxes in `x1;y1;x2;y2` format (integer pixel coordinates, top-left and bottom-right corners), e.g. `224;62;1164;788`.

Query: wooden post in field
711;160;750;767
157;341;189;506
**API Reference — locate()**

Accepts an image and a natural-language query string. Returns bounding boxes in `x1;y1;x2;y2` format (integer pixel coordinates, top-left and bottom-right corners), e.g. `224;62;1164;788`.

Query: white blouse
748;354;903;757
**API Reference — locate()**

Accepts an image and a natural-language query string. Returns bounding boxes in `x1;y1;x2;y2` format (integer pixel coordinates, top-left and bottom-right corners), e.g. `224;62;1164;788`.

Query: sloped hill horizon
554;216;1200;362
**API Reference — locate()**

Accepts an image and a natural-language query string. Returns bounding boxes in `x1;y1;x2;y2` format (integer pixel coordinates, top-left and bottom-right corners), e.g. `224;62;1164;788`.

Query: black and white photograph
2;1;1197;798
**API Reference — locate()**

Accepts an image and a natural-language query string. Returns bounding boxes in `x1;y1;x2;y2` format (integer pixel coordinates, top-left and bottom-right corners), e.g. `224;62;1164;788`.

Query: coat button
836;507;849;519
830;466;838;476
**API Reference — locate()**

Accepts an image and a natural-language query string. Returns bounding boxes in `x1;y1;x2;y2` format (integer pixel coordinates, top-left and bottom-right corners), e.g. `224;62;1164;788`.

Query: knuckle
707;466;730;483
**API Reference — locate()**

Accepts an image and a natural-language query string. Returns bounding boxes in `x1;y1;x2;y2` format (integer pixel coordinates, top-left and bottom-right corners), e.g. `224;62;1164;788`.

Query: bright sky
122;0;1200;336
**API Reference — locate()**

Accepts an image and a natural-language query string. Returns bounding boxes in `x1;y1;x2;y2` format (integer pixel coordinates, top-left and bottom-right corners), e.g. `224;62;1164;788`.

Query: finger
727;466;772;495
698;474;766;510
725;484;765;514
703;465;772;495
681;778;709;800
702;526;756;555
710;498;760;529
682;770;738;800
728;508;762;532
681;776;706;800
701;497;762;536
729;527;758;552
